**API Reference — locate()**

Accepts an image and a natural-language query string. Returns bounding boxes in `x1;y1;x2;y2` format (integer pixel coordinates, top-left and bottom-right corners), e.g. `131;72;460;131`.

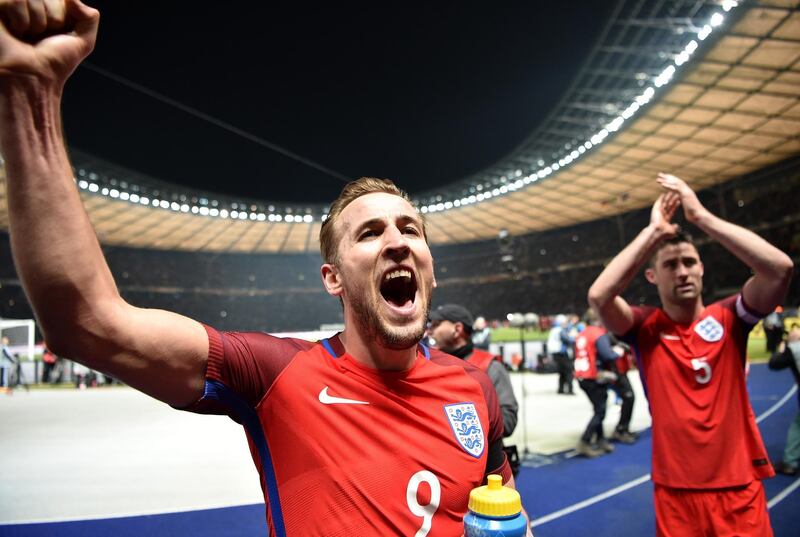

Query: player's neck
338;329;418;371
662;298;705;325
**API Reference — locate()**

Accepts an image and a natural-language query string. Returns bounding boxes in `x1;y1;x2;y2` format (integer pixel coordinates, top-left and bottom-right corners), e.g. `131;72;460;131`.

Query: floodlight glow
684;40;698;55
275;215;282;222
722;0;737;12
210;208;219;217
420;206;429;214
199;207;209;216
231;210;239;219
552;163;560;171
654;65;675;87
78;180;88;189
140;196;149;205
239;212;247;220
181;204;190;212
130;194;140;203
477;193;485;201
710;12;724;27
109;189;119;198
444;201;453;209
303;214;313;223
698;25;712;40
220;209;229;218
607;117;624;132
170;202;179;211
191;206;199;214
101;187;109;195
258;213;267;221
88;183;98;193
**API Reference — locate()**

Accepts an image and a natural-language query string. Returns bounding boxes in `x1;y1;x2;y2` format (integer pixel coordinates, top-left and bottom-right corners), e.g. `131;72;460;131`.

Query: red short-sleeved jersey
624;294;774;489
574;325;606;380
186;328;507;537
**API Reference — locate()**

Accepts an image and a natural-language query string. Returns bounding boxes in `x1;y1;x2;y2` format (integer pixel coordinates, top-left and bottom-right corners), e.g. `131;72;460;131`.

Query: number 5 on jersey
691;357;712;384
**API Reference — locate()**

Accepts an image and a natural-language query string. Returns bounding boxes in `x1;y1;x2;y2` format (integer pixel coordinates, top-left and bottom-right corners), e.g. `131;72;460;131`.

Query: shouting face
322;192;435;350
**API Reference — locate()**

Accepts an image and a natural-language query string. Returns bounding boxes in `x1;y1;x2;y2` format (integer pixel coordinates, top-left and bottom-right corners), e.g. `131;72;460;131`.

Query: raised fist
0;0;99;86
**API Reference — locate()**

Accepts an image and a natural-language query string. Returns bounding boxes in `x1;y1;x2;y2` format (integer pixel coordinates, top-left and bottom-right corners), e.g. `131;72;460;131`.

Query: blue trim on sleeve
321;338;337;358
419;342;430;360
202;380;286;537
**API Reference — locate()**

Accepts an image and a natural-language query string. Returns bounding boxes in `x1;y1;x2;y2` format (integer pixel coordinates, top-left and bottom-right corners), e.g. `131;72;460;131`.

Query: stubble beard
347;283;431;351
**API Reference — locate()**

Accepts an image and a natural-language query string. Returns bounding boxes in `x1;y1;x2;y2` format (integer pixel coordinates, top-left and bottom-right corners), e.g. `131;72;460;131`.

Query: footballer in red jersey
0;12;533;533
189;329;508;536
589;173;793;537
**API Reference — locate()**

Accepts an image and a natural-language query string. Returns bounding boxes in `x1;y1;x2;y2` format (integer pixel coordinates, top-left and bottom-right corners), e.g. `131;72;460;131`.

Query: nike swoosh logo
318;386;370;405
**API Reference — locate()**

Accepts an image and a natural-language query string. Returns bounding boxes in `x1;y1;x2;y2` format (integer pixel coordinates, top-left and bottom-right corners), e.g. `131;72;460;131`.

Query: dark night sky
62;2;616;204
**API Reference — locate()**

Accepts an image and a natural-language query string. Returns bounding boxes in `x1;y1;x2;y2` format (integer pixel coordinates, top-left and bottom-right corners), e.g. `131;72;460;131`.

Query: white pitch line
756;384;797;424
531;382;797;528
767;477;800;510
531;475;652;527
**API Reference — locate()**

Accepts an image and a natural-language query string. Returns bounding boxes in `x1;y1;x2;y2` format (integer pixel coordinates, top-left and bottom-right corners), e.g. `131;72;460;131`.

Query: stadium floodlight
722;0;737;12
710;12;724;27
120;192;129;201
219;209;229;218
78;180;89;189
209;208;219;217
698;24;713;40
303;214;313;223
258;213;266;221
181;204;190;213
130;194;139;203
101;187;109;196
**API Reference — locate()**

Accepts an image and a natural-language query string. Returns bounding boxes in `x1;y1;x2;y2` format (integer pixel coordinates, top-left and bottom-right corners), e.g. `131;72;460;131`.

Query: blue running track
1;364;797;536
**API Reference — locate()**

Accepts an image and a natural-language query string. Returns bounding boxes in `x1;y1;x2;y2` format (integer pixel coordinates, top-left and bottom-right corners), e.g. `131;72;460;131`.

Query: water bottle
463;474;528;536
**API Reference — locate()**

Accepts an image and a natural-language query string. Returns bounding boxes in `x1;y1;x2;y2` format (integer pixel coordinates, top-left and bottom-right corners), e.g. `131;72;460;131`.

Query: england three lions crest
695;316;724;342
444;403;485;458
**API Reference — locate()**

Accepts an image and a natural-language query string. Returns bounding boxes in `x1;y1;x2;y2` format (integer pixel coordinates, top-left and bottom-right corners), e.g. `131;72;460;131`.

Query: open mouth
380;268;417;309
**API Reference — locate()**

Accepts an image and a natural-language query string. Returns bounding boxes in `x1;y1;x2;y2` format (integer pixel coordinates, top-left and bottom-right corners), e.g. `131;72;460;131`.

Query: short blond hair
319;177;426;264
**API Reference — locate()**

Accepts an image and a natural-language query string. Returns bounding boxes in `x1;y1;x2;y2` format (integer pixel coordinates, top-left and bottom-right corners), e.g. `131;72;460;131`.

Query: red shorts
654;480;773;537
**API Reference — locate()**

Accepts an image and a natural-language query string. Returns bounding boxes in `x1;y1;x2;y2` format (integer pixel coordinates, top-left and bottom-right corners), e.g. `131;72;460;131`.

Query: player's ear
321;264;343;297
645;267;657;284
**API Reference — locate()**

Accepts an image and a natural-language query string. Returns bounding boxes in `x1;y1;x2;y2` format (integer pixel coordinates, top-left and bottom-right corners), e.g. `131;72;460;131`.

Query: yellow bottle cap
468;474;521;517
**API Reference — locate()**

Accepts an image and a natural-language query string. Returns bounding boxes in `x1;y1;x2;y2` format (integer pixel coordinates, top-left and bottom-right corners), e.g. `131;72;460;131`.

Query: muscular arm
656;173;793;315
0;1;207;406
588;192;679;335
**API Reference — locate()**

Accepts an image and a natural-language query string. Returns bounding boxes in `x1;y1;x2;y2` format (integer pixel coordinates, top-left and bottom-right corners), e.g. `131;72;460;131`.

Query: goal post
0;317;37;361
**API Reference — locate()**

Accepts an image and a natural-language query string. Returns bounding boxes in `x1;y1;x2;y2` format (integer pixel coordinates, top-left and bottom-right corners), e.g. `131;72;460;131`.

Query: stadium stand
0;157;796;332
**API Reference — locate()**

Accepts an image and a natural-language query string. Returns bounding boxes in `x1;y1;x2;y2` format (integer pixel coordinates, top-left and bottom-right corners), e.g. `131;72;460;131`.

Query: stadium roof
0;0;798;253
